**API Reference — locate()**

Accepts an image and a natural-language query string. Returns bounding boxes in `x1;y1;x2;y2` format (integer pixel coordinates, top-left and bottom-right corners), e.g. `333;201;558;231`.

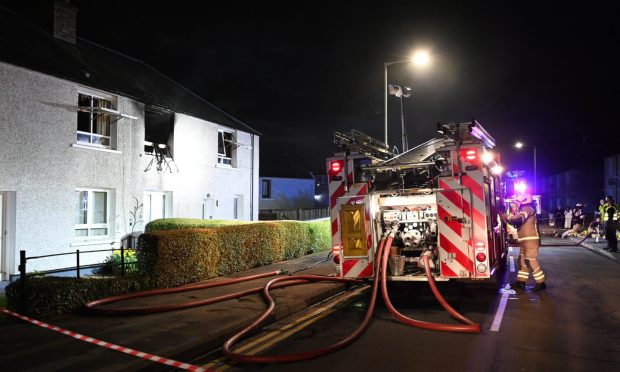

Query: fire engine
327;120;507;282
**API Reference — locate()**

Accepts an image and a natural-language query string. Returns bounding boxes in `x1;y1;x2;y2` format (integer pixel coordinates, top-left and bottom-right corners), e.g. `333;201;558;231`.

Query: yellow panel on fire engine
341;204;367;256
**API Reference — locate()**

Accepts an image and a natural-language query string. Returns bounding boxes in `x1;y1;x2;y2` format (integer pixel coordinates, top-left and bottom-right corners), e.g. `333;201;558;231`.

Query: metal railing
17;246;137;283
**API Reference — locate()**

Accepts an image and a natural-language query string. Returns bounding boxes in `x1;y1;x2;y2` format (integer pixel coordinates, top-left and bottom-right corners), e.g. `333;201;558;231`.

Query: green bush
96;249;139;275
145;218;252;233
4;276;156;318
139;219;331;287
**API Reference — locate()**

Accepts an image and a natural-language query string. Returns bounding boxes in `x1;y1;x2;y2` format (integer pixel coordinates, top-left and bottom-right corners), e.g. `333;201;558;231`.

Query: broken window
144;106;178;173
144;106;174;155
218;130;235;166
77;93;112;147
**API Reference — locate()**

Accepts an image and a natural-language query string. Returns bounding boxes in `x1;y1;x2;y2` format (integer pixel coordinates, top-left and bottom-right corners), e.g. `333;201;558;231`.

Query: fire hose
539;232;592;247
87;235;480;364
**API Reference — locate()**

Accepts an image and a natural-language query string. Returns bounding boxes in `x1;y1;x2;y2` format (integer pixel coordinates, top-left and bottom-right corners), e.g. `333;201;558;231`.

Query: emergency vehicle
327;120;507;282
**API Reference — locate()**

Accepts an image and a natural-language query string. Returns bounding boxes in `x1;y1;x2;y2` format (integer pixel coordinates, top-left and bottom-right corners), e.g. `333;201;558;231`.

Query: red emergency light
466;150;476;161
330;161;342;173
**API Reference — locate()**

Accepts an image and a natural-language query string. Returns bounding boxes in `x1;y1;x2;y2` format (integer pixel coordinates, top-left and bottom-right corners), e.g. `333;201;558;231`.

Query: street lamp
383;50;431;147
514;141;537;195
388;84;412;152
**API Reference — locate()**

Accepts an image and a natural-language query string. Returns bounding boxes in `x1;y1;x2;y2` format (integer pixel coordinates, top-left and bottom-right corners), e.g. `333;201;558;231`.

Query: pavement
569;236;619;261
0;251;347;371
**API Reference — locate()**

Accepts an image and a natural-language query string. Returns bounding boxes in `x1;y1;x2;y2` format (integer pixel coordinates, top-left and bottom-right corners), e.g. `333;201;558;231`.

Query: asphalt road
208;244;620;372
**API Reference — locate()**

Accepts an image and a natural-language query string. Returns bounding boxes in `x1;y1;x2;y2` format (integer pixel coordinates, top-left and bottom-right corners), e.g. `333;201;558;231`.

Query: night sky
9;1;620;179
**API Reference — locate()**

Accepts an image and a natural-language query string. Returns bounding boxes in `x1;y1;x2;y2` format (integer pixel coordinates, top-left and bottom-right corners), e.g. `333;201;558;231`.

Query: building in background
0;3;260;279
603;154;620;202
539;169;603;215
259;176;328;220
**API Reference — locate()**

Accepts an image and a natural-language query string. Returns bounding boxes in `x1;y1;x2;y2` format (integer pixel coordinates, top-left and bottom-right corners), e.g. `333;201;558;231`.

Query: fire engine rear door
437;186;474;278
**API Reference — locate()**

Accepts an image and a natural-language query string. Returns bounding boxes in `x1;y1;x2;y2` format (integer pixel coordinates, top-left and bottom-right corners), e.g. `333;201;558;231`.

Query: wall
143;114;259;221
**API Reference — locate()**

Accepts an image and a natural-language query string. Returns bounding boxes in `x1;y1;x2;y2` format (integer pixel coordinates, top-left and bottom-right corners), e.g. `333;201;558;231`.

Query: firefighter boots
532;282;546;292
511;281;525;290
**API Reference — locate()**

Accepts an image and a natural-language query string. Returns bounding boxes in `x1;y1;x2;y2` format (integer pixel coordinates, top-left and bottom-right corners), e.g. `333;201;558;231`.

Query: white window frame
217;129;235;167
74;188;111;240
77;90;117;149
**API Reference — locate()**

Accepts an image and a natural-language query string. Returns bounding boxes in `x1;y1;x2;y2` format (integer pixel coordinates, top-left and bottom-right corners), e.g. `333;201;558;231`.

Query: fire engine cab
327;120;507;282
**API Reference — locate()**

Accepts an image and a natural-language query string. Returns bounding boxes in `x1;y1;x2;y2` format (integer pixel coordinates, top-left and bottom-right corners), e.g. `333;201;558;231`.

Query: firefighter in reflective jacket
502;193;546;291
603;196;618;252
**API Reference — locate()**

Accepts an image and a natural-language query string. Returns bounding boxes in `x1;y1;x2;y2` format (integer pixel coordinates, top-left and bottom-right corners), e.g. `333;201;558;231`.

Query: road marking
490;292;510;332
509;256;515;272
202;286;369;370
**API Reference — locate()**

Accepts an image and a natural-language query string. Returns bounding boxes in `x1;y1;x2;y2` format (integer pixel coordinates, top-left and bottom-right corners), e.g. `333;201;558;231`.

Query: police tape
1;308;210;372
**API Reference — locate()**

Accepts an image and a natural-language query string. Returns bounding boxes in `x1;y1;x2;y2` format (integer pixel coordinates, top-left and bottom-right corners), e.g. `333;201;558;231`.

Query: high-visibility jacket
507;204;540;242
604;204;618;222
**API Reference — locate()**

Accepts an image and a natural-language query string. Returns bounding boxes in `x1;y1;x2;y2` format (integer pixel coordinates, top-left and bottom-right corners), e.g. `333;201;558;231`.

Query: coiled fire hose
87;235;480;364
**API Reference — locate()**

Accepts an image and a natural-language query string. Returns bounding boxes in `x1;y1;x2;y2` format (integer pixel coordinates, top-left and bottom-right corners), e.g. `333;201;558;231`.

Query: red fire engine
327;120;507;282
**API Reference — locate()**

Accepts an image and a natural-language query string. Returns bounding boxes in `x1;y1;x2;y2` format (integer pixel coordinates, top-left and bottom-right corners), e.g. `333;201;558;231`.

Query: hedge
138;219;331;287
5;219;331;318
4;276;156;318
145;218;252;232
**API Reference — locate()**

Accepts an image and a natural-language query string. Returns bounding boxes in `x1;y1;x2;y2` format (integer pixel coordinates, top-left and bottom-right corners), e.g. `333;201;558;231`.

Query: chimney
52;0;77;44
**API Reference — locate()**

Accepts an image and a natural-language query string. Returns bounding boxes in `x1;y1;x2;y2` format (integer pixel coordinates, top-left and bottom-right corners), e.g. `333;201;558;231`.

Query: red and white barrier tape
1;308;209;372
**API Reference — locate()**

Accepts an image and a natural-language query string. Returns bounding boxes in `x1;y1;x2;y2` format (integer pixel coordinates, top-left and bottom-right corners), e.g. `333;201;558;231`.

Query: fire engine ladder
365;138;447;172
333;129;393;161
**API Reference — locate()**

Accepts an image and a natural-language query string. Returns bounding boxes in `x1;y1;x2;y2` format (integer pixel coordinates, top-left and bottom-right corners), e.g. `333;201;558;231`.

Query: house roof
0;6;261;136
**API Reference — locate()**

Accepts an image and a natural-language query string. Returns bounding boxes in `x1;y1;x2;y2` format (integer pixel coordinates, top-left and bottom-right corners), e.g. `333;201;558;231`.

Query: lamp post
383;50;430;147
515;141;537;195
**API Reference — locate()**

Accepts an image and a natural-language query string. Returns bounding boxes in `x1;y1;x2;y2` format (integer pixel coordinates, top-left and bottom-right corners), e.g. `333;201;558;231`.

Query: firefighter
501;193;546;291
603;196;618;252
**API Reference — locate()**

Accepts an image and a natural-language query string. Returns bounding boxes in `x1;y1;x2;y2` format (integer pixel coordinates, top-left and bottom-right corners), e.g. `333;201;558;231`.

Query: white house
0;3;260;279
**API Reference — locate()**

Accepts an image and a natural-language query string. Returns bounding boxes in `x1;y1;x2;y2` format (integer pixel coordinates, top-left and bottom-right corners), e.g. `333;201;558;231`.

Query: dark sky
10;1;620;178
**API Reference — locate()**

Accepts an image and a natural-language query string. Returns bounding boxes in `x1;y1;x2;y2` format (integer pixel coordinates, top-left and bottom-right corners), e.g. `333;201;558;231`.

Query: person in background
561;222;583;238
574;203;585;227
564;207;573;229
502;193;546;291
586;217;602;241
603;196;618;252
596;199;605;219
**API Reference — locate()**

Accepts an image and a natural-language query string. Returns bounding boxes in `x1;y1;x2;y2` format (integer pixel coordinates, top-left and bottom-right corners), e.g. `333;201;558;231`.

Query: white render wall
0;61;259;278
143;113;260;221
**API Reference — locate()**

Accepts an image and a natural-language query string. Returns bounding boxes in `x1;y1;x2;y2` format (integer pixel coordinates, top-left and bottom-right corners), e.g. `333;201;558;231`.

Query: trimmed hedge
139;219;331;287
145;218;252;232
5;276;156;318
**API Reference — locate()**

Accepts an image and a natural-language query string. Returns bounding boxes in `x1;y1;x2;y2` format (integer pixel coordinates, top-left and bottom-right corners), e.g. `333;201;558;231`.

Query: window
77;93;113;147
261;179;272;198
75;189;110;238
218;130;235;166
